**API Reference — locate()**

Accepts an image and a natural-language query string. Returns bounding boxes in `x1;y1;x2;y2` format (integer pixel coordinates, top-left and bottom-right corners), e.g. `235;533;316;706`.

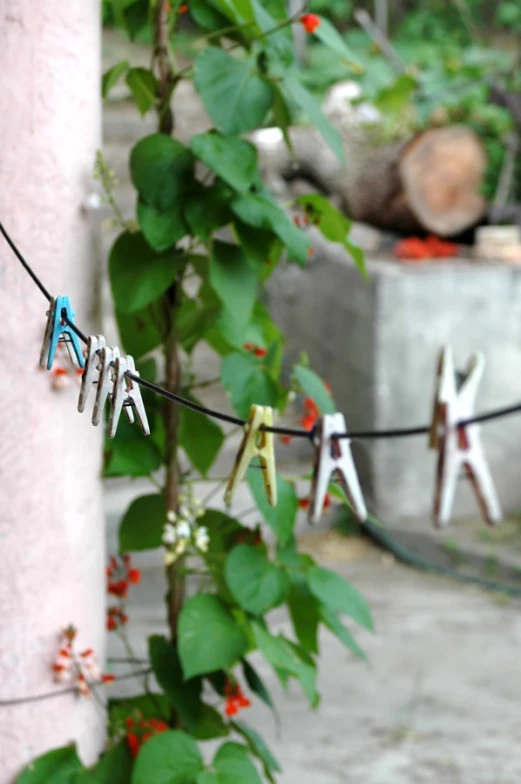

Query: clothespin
39;296;85;370
107;355;150;439
224;405;277;507
78;335;106;413
309;413;367;525
429;346;502;527
92;346;120;427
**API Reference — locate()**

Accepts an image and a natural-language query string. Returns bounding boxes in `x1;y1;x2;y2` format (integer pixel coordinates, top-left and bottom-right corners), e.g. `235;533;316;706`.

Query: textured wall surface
0;1;105;778
268;241;521;523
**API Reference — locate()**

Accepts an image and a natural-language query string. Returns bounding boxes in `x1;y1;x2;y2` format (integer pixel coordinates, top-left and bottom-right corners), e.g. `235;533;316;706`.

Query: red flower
280;434;293;445
101;673;115;684
178;3;189;11
125;717;135;729
298;497;310;510
243;342;254;351
224;681;251;718
254;347;267;357
128;568;141;584
300;397;319;431
300;13;320;33
127;732;140;758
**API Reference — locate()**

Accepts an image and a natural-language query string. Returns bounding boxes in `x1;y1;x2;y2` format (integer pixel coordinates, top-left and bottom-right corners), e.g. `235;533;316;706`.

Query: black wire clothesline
2;219;521;439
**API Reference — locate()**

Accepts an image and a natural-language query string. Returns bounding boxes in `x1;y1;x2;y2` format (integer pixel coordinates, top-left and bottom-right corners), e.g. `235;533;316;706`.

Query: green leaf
271;84;293;151
312;16;362;66
104;435;162;478
149;636;203;730
119;494;166;552
78;741;132;783
200;509;244;557
195;704;230;741
252;623;318;707
293;365;335;414
287;580;320;655
320;607;367;661
308;566;373;631
282;72;344;163
241;659;275;712
191;133;258;193
137;199;187;252
247;470;297;546
210;241;258;330
131;731;204;784
232;719;282;779
14;745;83;784
178;594;248;679
196;774;218;784
231;192;310;265
109;231;184;314
176;299;220;354
194;48;273;135
126;67;158;115
102;60;129;99
209;0;256;25
220;352;278;418
116;301;164;360
179;399;225;477
130;134;194;211
212;742;262;784
295;194;365;275
225;544;287;615
184;183;233;240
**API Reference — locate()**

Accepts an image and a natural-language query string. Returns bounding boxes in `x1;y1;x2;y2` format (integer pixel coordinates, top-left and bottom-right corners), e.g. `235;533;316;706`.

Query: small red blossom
127;732;140;758
280;434;293;445
254;347;267;357
300;13;320;33
307;246;315;257
126;714;170;758
125;717;135;729
293;215;302;226
298;497;310;510
223;681;251;718
107;616;117;632
243;342;254;351
101;673;116;684
128;568;141;585
300;397;319;431
178;3;189;11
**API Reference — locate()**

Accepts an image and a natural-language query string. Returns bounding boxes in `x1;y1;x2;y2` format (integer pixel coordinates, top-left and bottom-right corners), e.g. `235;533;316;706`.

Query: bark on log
272;124;487;237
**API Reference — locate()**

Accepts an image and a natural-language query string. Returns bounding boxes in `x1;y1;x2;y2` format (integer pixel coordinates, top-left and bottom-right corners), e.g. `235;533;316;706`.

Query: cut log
261;117;488;237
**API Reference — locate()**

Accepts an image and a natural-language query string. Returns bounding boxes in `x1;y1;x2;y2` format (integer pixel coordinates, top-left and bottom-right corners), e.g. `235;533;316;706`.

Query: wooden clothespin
224;405;277;507
107;355;150;439
78;335;106;413
39;296;85;370
309;413;367;525
429;346;502;527
92;345;120;427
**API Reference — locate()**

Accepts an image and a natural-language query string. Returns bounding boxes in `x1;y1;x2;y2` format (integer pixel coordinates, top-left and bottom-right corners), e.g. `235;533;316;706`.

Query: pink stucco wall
0;1;105;778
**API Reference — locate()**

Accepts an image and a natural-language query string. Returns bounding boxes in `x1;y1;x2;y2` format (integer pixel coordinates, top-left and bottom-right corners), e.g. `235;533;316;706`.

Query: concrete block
268;241;521;523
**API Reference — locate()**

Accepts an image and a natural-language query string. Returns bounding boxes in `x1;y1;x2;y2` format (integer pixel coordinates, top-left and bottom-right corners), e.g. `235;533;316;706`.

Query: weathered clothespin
78;335;106;413
309;413;367;525
92;345;120;427
107;355;150;439
429;346;502;527
224;405;277;507
39;296;85;370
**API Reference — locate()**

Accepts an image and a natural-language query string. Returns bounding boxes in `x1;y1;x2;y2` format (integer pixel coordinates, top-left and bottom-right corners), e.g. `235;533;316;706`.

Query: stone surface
0;2;106;779
267;244;521;523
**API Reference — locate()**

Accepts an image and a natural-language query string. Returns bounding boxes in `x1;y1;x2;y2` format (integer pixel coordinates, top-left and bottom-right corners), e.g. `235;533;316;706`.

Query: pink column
0;1;105;778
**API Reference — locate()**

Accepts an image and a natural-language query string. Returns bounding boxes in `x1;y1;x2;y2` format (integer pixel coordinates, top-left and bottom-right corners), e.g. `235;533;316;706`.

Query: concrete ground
107;529;521;784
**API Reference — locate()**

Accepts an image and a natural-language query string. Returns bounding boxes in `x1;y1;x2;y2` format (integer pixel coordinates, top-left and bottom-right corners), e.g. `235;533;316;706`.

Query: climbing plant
16;2;369;782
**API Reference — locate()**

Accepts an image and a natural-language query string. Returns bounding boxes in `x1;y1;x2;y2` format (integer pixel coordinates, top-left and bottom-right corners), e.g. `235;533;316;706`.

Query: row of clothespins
39;296;503;529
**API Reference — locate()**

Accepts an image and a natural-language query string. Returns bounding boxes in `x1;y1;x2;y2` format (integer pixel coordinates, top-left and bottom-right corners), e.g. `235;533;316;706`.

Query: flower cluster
299;13;321;33
224;680;251;717
393;235;459;261
298;493;331;512
163;487;209;566
281;396;321;445
52;626;114;697
45;343;84;392
125;714;169;758
106;554;140;632
243;342;267;357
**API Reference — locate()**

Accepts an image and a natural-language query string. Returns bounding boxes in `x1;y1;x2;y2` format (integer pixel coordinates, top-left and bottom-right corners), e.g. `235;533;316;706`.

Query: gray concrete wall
268;241;521;523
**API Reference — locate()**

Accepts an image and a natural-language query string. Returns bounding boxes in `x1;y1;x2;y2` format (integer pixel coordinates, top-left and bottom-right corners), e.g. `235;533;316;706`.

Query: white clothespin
92;345;120;427
107;355;150;439
78;335;106;413
224;405;277;507
429;346;502;527
309;413;367;524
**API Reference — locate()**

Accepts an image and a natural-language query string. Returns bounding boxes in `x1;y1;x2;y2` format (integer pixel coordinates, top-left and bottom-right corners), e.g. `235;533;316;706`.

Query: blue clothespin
39;296;85;370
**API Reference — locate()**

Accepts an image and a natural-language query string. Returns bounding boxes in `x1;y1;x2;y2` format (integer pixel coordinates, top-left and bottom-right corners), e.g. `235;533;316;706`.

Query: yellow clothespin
224;405;277;507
